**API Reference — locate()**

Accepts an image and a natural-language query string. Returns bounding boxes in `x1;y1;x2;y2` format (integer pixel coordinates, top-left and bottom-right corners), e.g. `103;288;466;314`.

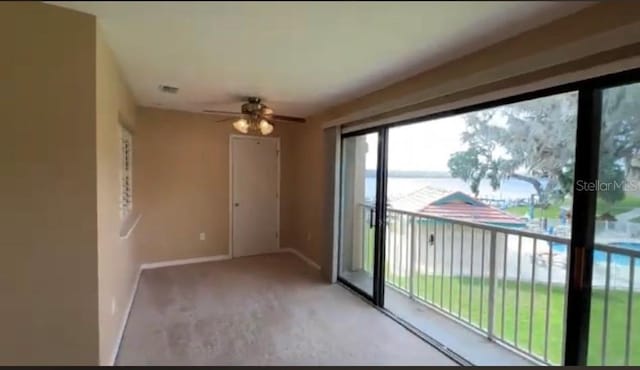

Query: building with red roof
390;186;526;228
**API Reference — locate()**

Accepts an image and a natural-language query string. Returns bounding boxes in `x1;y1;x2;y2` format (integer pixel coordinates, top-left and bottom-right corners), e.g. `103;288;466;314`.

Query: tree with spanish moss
448;85;640;207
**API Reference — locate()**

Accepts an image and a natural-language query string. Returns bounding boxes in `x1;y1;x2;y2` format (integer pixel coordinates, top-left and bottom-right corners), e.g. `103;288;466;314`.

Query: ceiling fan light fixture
208;97;304;134
259;119;274;136
232;118;249;134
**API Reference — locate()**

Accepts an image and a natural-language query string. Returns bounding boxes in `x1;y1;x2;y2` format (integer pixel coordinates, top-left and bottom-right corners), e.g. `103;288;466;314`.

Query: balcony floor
341;270;535;366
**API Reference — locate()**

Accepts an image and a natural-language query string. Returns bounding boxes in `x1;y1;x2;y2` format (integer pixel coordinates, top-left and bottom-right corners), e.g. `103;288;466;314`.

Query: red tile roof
390;186;525;226
421;201;525;226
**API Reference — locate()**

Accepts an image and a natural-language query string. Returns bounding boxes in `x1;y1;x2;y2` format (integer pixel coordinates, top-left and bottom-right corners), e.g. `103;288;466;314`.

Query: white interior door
231;136;279;257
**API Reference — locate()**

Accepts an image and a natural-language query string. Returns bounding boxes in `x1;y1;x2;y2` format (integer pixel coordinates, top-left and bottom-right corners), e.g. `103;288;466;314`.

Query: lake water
365;176;540;202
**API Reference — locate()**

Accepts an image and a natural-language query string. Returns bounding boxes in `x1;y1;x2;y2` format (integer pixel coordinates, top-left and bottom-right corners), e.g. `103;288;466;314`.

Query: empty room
2;0;640;366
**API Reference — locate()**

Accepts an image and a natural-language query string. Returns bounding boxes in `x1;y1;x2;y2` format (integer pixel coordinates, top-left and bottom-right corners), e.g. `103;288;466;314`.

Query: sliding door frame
337;67;640;365
337;126;388;306
562;86;601;365
372;127;389;307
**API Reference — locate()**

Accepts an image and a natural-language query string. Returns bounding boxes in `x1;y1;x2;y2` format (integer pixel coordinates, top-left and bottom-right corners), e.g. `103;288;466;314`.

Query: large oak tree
448;84;640;207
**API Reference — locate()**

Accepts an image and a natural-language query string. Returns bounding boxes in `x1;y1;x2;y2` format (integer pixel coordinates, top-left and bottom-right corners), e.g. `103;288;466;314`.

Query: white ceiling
51;1;592;118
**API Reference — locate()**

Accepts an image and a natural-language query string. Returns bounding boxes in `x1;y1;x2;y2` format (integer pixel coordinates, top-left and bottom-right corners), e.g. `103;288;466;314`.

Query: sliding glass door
586;81;640;366
336;68;640;366
338;130;386;302
383;91;578;365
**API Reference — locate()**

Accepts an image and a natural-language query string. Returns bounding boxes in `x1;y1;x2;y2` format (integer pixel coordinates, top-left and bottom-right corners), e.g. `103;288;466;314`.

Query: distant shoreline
365;169;451;178
364;172;540;201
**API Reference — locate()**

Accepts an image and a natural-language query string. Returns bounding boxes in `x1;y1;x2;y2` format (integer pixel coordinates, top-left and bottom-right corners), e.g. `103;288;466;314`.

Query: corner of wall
95;25;142;365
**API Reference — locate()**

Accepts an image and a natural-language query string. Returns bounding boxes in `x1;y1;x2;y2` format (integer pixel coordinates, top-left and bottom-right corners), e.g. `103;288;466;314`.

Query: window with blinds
121;127;133;217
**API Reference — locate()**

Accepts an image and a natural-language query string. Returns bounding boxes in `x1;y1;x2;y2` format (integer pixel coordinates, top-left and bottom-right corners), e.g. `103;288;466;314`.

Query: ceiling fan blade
266;114;306;123
202;109;241;116
260;106;274;115
214;117;237;123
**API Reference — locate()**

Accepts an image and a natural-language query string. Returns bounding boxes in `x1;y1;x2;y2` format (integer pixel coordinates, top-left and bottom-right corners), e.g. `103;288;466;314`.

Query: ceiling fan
203;97;306;136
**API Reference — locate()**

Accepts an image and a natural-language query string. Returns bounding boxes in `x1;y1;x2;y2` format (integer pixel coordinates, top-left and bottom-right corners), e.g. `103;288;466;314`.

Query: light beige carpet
116;252;456;366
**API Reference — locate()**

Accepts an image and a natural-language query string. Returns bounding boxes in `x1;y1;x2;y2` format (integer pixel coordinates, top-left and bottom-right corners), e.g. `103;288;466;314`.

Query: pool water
609;241;640;251
551;241;639;266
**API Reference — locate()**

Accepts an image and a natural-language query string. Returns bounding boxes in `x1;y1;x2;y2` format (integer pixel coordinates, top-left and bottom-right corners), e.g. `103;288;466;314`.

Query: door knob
234;203;240;207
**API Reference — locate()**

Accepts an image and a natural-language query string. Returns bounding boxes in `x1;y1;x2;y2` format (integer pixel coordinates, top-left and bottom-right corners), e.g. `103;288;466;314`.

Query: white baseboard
141;254;231;270
109;267;142;366
279;248;321;270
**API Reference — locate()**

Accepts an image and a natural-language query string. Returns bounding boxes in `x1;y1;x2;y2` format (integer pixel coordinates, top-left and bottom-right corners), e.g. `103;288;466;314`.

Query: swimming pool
551;241;640;266
609;241;640;251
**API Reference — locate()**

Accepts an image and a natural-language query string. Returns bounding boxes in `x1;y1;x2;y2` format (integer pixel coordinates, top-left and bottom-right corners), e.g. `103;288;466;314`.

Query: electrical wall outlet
200;232;206;241
111;297;116;316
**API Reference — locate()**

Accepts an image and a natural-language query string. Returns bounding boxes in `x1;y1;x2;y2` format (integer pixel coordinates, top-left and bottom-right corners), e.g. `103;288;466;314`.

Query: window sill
120;212;141;240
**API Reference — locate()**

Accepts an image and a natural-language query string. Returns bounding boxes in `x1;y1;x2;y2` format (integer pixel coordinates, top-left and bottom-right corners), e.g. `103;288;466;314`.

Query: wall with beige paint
285;123;329;267
0;2;99;365
96;27;141;365
293;1;640;277
133;107;298;263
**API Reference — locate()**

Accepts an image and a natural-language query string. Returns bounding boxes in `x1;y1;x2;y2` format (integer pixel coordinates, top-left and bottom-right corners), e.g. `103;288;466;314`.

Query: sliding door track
338;282;472;366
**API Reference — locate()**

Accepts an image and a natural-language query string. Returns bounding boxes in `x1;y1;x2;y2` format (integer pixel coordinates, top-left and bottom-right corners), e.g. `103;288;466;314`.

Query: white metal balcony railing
357;203;639;366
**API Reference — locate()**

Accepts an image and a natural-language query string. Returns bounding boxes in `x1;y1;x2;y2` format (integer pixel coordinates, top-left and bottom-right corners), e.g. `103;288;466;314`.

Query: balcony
344;204;640;366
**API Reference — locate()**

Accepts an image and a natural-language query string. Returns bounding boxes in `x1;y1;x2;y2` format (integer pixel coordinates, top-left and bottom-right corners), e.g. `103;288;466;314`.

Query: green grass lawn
597;195;640;216
505;195;640;220
505;204;563;219
388;274;639;365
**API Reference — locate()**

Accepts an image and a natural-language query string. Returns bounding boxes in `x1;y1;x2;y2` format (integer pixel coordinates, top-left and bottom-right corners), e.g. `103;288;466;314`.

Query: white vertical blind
121;127;133;217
